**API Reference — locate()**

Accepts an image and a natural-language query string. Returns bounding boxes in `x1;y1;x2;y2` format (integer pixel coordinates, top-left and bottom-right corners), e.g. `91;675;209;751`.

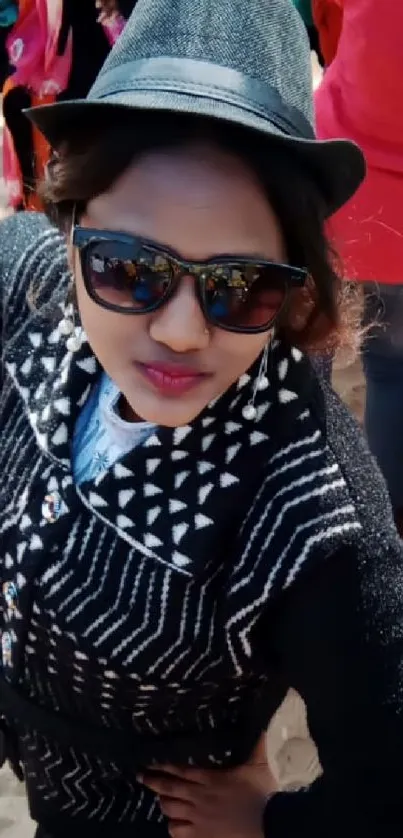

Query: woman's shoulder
0;211;69;344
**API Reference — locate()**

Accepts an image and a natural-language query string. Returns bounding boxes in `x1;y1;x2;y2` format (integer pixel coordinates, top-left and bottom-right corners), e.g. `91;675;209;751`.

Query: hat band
90;56;315;141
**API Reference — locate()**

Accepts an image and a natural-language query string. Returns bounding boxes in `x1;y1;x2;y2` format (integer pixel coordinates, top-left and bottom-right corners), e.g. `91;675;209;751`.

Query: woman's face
74;141;286;426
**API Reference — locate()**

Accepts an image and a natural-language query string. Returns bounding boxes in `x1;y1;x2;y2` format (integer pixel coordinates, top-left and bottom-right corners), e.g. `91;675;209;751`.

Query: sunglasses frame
72;226;307;335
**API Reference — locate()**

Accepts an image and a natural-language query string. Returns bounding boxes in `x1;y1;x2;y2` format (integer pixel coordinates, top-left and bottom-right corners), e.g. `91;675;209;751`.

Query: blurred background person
1;0;136;212
292;0;343;67
315;0;403;533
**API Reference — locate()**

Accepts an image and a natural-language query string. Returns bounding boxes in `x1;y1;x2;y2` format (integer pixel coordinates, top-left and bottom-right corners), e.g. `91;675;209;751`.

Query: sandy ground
0;75;366;833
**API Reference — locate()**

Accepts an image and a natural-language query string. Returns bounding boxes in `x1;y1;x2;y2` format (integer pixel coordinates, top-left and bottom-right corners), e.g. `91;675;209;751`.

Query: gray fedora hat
27;0;365;216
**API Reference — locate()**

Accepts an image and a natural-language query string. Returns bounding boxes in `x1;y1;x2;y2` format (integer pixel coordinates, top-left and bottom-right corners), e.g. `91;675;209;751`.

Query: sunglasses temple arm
70;205;77;249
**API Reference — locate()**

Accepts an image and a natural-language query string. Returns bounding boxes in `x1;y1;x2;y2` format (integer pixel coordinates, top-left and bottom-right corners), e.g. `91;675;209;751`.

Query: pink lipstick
137;362;209;395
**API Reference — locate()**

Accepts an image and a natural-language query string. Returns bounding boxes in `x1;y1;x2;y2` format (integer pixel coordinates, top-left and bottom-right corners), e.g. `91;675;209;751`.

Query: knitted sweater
1;213;403;837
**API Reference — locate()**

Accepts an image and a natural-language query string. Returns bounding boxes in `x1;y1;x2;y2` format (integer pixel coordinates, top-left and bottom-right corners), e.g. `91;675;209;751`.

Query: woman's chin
124;388;213;427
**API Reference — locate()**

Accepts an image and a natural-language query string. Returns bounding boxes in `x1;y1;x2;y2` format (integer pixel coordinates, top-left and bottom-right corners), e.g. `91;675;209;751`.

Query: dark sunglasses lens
204;264;288;329
85;241;172;311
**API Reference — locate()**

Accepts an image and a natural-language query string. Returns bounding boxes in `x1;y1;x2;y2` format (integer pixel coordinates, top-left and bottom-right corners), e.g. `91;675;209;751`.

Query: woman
315;0;403;532
1;0;403;836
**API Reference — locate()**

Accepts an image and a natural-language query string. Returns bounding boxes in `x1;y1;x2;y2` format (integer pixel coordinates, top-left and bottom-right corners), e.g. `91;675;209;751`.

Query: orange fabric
2;77;23;207
312;0;343;65
2;1;127;211
2;0;71;209
2;76;53;210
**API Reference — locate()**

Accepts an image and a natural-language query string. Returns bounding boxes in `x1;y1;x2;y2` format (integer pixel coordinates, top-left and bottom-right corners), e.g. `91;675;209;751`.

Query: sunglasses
72;227;307;334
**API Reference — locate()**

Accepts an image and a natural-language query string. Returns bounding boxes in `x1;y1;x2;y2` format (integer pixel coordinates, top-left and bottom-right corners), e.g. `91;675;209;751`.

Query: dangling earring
242;343;269;421
58;205;84;353
58;302;74;337
58;297;84;353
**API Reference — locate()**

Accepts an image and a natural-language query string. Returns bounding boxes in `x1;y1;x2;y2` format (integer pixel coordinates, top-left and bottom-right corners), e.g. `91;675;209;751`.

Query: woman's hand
138;734;277;838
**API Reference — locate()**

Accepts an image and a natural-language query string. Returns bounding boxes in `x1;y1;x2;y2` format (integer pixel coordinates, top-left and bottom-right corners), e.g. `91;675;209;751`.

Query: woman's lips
136;362;210;395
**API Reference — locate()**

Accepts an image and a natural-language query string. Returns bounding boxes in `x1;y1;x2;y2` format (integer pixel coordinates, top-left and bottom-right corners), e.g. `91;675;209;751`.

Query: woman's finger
138;772;196;801
159;795;194;821
152;764;210;785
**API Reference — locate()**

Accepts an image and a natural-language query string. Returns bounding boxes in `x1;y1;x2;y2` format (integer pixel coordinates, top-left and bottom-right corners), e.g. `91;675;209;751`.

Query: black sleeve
263;533;403;837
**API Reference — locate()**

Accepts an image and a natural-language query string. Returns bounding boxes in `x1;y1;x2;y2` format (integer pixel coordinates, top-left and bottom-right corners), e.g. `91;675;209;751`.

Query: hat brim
27;90;365;218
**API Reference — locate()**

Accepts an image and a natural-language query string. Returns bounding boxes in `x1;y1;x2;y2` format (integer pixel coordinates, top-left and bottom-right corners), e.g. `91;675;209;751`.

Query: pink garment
100;13;126;46
315;0;403;283
6;0;72;98
3;0;72;207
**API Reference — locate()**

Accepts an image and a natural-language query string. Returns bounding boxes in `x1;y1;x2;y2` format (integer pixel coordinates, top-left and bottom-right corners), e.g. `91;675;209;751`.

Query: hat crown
91;0;314;126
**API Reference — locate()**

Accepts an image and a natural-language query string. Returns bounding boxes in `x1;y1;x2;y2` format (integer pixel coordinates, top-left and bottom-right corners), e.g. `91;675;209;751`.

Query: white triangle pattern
171;450;188;461
72;362;278;571
6;293;306;579
147;506;162;526
195;513;213;530
146;458;161;475
118;489;135;509
173;523;189;545
169;499;187;514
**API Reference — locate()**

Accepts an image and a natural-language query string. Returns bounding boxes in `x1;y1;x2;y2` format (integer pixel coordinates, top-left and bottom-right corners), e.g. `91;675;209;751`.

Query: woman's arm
263;529;403;836
0;213;69;399
138;532;403;837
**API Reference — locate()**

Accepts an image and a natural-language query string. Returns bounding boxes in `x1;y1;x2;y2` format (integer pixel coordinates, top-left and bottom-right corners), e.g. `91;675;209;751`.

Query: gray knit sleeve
0;212;68;350
263;529;403;835
262;388;403;835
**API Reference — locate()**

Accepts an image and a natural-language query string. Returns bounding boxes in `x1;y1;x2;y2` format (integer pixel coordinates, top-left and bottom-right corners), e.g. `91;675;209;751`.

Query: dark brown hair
41;109;359;354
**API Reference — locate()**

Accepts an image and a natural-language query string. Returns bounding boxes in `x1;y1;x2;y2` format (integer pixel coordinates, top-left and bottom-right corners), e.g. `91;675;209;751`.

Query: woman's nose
149;276;210;352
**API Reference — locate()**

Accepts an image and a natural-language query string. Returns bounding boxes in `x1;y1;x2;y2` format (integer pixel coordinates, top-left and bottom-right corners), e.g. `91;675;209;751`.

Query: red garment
312;0;343;66
2;0;72;209
315;0;403;284
2;1;128;211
